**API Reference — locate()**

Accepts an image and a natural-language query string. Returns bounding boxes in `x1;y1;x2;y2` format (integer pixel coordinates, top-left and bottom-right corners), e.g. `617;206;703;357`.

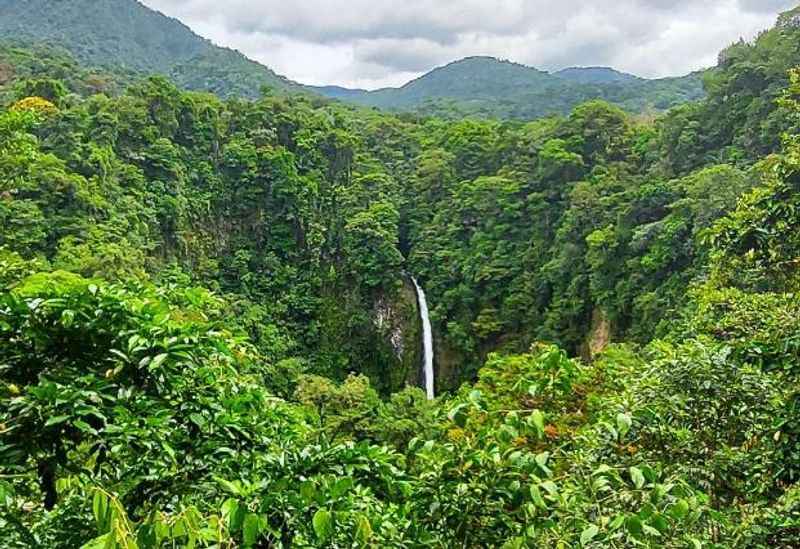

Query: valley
1;2;800;547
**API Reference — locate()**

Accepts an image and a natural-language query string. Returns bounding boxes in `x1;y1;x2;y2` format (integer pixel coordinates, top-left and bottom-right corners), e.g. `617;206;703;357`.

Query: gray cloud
140;0;793;88
354;38;453;73
738;0;797;13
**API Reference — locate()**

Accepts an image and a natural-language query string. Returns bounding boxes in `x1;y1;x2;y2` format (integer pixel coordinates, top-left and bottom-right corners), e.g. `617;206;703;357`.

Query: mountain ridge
0;0;303;97
310;55;705;118
0;0;705;118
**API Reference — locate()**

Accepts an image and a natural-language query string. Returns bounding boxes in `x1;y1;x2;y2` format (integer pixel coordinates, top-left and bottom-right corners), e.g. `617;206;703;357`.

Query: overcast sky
140;0;797;90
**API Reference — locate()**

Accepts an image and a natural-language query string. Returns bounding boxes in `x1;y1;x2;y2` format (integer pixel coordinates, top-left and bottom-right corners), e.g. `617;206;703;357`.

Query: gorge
2;3;800;548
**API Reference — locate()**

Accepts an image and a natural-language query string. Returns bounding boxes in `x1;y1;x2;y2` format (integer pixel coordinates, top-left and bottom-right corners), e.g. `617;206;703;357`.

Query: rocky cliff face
432;333;465;393
581;308;612;361
372;278;423;391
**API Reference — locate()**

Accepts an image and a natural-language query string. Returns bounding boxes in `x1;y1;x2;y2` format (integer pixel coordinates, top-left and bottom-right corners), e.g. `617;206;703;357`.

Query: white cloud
140;0;792;89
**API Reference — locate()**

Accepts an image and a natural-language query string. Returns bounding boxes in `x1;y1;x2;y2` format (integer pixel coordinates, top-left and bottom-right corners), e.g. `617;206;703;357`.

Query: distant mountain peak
438;56;546;73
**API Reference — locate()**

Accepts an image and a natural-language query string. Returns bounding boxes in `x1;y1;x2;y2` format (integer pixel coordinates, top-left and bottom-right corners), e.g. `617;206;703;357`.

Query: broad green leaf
468;389;482;404
243;513;260;547
80;533;111;549
638;502;656;520
629;466;645;489
354;514;372;546
216;478;241;496
45;415;71;427
609;515;625;531
173;517;187;536
502;537;524;549
448;404;469;428
535;452;549;468
136;525;156;548
640;465;656;483
189;413;207;429
535;452;552;476
616;413;632;438
149;353;169;370
529;409;545;433
92;490;109;532
593;464;612;476
313;509;333;541
626;516;643;536
228;501;246;532
580;525;599;546
642;524;662;537
331;477;354;499
540;481;559;496
162;442;176;463
221;498;238;518
649;513;669;533
669;499;690;520
299;480;316;503
0;481;14;507
60;309;75;327
530;485;547;509
591;477;610;492
74;419;97;434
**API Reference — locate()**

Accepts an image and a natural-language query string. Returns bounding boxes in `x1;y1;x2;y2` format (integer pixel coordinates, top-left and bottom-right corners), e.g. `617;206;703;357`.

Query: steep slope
0;0;207;73
0;0;303;97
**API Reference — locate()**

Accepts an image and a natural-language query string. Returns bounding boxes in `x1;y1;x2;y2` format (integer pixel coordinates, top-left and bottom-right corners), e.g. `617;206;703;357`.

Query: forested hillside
2;5;800;549
0;0;302;98
0;44;136;102
311;57;705;119
0;0;703;119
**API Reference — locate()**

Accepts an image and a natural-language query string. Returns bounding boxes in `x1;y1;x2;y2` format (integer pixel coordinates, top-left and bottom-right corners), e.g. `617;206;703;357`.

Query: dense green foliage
0;0;301;98
313;57;705;120
3;6;800;548
0;44;134;104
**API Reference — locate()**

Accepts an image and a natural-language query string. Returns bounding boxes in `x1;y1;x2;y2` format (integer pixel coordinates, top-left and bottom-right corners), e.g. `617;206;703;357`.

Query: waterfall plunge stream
412;278;435;400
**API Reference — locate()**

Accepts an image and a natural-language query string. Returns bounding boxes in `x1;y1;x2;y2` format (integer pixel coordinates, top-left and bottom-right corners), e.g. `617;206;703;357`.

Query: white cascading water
412;278;435;400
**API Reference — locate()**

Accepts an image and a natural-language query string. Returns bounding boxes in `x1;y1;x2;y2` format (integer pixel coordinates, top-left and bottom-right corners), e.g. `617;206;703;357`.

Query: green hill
311;56;706;118
0;0;302;97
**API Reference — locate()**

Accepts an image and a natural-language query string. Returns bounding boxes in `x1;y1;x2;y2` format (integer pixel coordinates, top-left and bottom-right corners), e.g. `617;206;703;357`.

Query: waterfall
412;278;435;400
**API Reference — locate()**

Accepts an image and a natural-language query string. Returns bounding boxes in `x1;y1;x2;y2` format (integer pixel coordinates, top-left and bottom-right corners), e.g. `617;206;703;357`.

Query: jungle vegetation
2;5;800;549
